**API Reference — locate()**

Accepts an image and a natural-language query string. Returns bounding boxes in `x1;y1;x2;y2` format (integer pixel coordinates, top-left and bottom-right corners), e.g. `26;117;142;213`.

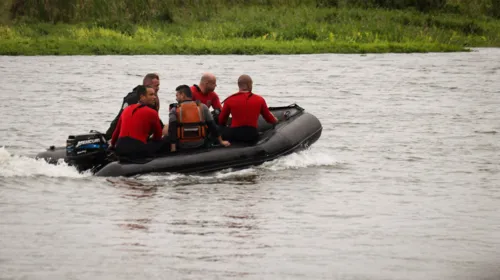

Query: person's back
222;92;274;128
218;75;277;145
174;100;209;149
167;85;230;152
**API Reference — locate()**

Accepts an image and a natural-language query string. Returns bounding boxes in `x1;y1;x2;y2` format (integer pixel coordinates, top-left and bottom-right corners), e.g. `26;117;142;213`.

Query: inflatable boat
36;104;322;177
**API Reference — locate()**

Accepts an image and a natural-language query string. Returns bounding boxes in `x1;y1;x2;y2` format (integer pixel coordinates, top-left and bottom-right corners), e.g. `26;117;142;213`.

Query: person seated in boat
105;73;165;140
110;86;165;159
168;85;230;152
218;74;278;145
190;73;222;112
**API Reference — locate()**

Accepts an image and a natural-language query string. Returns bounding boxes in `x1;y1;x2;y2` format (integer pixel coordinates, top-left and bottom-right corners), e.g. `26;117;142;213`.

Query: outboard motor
66;131;109;172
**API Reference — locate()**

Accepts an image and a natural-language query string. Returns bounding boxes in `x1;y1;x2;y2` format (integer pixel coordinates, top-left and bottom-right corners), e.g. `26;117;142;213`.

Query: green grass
0;35;466;55
1;4;499;55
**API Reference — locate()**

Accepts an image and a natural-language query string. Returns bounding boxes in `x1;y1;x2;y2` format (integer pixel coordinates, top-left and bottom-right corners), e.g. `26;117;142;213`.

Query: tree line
6;0;500;24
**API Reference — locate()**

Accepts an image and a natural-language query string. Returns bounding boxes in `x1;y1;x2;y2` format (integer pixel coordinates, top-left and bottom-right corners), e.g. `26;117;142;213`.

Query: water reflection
106;177;159;199
118;218;152;232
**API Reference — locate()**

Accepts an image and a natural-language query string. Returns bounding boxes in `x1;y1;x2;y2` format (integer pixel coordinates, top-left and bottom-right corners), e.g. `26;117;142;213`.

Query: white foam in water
260;149;338;171
136;149;337;183
188;168;259;182
105;148;337;184
135;173;186;182
137;168;258;184
135;149;337;182
0;147;90;178
213;168;258;179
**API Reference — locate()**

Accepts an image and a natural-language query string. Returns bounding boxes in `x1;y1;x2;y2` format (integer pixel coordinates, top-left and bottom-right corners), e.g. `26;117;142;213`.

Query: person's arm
110;117;122;148
218;102;230;125
167;108;178;152
151;111;162;141
212;92;222;111
168;122;177;152
202;105;229;147
208;120;230;147
162;123;169;136
206;120;219;137
260;98;278;124
148;118;165;139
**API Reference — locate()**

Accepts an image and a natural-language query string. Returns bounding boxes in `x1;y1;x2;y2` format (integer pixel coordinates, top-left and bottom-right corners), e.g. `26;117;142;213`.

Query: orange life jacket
176;101;207;143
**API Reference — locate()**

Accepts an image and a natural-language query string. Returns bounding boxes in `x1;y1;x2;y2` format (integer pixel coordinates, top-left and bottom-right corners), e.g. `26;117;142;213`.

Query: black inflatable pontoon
36;104;322;177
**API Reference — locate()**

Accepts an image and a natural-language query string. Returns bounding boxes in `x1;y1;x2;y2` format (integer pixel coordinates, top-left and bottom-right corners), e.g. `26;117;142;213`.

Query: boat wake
259;148;338;171
0;147;90;178
0;146;337;182
135;148;338;184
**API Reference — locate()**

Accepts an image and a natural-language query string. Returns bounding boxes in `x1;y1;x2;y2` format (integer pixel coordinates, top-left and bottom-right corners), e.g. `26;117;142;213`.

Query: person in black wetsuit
105;73;163;140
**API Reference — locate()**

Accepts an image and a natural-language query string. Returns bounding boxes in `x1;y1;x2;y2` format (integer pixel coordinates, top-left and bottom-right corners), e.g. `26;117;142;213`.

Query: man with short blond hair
190;72;222;111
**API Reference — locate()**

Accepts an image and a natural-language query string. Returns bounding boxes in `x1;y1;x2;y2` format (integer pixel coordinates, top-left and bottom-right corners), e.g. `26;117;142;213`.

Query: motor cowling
66;131;109;172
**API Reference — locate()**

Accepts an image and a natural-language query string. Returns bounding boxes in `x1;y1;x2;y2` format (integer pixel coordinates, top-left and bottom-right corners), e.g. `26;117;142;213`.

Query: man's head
199;73;217;94
143;73;160;94
137;85;157;107
238;74;253;92
175;85;193;103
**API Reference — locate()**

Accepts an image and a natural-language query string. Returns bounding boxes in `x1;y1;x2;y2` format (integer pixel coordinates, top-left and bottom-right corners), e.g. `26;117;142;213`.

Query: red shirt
190;85;222;110
219;91;277;128
111;104;162;146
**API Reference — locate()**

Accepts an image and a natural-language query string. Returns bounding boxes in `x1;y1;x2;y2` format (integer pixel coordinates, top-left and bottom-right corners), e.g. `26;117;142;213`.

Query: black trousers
115;137;170;159
221;126;259;145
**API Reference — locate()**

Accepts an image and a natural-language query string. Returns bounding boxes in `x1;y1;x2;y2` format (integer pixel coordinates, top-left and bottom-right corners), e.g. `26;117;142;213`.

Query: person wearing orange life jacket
167;85;230;152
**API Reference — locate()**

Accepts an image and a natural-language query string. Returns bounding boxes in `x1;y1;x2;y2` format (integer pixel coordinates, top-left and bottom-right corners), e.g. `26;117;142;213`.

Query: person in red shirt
190;73;222;111
218;75;278;145
105;73;163;140
110;86;164;159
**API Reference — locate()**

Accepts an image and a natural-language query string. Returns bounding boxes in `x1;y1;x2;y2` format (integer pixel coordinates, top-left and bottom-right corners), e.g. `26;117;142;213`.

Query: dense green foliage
1;0;499;55
3;0;500;23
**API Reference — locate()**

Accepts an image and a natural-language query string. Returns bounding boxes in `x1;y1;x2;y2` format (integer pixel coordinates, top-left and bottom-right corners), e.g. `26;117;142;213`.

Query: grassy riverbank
1;2;500;55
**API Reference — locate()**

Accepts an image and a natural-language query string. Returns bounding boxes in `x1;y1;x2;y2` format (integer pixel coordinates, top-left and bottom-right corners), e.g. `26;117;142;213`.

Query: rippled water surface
1;49;499;280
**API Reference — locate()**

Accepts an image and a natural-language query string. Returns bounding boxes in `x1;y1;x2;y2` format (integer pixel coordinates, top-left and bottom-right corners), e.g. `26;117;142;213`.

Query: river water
0;49;499;280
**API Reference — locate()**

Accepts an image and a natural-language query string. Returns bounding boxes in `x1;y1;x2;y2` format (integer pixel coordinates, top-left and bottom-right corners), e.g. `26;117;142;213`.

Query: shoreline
0;37;469;56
